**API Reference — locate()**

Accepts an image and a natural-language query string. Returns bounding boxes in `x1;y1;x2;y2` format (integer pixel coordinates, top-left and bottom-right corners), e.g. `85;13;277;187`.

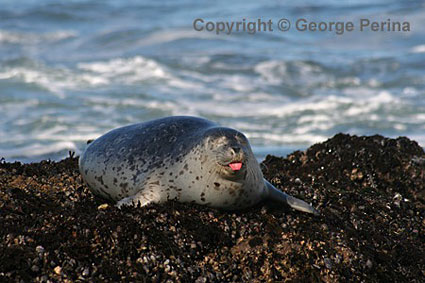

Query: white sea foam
77;56;202;90
0;55;184;97
246;132;328;145
0;141;77;159
0;124;100;146
254;60;288;85
254;96;343;118
0;64;106;97
413;114;425;121
78;56;168;80
219;75;259;93
0;53;420;162
0;99;40;112
298;115;330;124
0;29;77;44
84;96;177;111
344;90;398;116
135;29;216;47
254;60;329;88
410;44;425;53
402;87;419;97
229;122;274;131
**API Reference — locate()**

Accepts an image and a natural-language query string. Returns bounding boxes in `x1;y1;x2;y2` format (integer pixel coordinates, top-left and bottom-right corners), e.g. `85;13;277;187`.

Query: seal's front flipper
264;180;319;215
116;189;160;209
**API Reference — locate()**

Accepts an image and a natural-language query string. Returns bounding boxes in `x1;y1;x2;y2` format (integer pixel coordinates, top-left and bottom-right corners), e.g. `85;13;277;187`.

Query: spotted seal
79;116;318;215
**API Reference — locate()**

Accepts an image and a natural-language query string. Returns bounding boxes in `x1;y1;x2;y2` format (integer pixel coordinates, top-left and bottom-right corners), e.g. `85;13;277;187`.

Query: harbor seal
79;116;318;215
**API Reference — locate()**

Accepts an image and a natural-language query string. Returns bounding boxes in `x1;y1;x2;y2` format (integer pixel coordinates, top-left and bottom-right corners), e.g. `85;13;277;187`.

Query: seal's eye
213;136;228;146
206;136;229;151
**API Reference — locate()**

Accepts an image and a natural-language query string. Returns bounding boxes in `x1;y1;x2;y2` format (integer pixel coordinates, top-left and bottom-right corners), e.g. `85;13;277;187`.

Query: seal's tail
264;180;319;215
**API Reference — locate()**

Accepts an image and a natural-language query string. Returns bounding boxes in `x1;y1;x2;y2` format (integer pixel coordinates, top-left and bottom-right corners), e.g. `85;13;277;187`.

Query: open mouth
228;162;243;171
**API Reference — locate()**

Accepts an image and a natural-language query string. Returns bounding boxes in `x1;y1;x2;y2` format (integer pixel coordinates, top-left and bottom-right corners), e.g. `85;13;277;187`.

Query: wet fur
79;116;317;214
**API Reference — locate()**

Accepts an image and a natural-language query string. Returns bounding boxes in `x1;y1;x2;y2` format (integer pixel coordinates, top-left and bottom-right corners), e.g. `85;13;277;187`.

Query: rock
35;246;44;254
0;134;424;282
54;266;62;275
82;267;90;277
31;265;40;273
97;203;109;210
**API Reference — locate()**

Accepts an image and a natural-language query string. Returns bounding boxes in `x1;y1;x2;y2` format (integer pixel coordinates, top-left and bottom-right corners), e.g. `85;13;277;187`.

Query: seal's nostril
231;146;241;154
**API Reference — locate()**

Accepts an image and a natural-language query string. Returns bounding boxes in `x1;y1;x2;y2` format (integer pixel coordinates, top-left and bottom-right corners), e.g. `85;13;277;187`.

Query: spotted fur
79;116;318;214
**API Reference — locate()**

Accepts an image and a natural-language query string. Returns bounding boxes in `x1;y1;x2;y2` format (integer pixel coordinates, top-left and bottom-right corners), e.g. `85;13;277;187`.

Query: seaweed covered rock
262;134;425;281
1;134;424;282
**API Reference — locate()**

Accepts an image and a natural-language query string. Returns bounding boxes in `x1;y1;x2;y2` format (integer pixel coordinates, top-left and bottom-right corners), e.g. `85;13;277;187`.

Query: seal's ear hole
235;134;249;145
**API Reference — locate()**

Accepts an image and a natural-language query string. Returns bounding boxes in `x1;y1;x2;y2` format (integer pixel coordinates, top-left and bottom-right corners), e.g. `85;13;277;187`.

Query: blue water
1;0;425;162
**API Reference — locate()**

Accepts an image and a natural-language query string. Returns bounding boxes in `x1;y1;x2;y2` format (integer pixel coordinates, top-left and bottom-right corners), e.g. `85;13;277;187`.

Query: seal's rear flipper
264;180;319;215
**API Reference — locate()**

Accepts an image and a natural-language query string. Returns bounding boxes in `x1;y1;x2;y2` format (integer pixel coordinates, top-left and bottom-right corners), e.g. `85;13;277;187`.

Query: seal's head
201;127;256;181
189;126;265;209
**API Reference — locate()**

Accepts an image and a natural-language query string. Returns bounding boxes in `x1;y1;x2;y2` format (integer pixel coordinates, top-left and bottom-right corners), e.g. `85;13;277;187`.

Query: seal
79;116;318;215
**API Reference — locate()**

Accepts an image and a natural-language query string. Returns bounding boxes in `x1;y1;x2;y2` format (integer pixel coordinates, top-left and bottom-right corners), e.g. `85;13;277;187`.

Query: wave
411;45;425;54
77;56;171;82
0;29;77;44
0;141;78;160
0;60;103;98
0;55;203;99
1;54;423;162
135;29;217;47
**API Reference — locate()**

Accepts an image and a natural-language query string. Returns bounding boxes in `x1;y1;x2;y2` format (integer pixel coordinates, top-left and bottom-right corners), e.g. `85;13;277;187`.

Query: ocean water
1;0;424;163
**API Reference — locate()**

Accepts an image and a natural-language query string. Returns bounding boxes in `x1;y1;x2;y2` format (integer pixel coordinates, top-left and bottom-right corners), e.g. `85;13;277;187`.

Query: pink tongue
229;162;242;171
